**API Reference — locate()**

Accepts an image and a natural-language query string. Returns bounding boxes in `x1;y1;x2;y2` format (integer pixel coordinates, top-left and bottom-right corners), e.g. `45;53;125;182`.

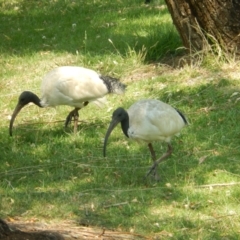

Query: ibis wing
128;99;185;142
41;66;109;107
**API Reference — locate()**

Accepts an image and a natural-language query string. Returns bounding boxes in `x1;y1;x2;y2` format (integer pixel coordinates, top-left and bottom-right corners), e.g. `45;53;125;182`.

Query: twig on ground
103;201;129;208
197;182;240;188
98;228;105;237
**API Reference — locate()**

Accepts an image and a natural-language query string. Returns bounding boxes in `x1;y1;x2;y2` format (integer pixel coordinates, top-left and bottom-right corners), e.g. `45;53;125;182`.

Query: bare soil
0;219;147;240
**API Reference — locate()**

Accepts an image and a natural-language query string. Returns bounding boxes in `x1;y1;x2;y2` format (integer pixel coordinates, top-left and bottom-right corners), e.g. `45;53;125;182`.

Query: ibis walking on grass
9;66;126;136
103;99;187;180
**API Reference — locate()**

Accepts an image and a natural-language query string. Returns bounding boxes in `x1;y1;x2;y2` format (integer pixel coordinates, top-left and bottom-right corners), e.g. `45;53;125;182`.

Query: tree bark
164;0;240;54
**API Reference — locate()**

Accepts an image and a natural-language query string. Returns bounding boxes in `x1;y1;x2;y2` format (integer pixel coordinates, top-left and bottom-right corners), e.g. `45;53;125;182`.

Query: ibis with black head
9;66;126;136
103;99;187;180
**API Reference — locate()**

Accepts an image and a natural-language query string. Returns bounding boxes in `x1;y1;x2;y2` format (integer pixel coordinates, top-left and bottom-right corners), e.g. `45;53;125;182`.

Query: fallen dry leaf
199;155;208;164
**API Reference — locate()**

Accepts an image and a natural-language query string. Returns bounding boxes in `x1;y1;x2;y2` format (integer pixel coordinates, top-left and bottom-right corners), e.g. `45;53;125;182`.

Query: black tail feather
175;108;188;125
100;75;126;94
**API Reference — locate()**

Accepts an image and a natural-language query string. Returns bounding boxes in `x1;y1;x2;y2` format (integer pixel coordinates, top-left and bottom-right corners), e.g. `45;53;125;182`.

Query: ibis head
103;107;129;157
9;91;42;136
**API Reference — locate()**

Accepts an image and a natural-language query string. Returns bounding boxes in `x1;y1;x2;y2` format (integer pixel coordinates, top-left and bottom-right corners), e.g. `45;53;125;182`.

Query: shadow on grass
1;75;240;237
0;0;179;61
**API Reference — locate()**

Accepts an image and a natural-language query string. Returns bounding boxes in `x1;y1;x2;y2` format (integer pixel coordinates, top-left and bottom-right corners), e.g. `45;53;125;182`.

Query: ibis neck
120;115;130;138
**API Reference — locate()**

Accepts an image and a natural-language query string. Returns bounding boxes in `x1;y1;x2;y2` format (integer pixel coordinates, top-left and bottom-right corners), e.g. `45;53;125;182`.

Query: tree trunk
164;0;240;54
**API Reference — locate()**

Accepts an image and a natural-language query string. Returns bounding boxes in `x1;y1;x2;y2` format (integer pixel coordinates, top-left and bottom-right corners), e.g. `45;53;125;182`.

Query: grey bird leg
73;108;80;134
147;143;158;178
146;143;173;180
148;143;156;161
65;108;80;133
65;102;89;133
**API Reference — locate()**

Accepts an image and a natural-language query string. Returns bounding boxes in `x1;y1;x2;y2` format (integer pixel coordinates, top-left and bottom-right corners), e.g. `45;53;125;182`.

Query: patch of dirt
123;54;192;83
0;219;147;240
124;64;171;82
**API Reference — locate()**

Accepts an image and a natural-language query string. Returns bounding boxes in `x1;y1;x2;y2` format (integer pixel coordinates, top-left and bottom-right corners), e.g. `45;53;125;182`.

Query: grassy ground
1;0;240;239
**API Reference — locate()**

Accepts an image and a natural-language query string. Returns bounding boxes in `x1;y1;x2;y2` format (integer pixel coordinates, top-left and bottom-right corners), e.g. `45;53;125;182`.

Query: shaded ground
0;219;147;240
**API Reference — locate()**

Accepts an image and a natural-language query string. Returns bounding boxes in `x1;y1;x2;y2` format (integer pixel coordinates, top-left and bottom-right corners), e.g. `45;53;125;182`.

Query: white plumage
40;66;118;108
9;66;126;136
103;99;187;180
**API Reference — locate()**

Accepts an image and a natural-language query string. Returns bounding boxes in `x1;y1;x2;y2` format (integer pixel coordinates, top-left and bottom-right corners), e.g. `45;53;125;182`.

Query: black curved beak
103;118;120;157
9;103;25;136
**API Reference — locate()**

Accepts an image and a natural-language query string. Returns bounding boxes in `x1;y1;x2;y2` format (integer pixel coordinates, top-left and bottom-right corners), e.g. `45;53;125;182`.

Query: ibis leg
147;143;158;179
148;143;156;161
146;143;173;180
65;102;89;133
73;109;80;134
65;108;80;132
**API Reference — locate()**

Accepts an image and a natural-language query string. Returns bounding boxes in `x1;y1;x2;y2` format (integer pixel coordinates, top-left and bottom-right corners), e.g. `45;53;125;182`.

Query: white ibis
103;99;187;180
9;66;126;136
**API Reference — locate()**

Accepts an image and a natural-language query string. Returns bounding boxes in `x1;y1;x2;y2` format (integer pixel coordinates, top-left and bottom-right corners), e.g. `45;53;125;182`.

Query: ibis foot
145;162;160;181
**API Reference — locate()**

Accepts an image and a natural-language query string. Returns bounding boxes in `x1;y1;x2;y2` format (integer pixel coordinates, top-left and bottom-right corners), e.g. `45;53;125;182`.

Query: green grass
1;0;240;239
